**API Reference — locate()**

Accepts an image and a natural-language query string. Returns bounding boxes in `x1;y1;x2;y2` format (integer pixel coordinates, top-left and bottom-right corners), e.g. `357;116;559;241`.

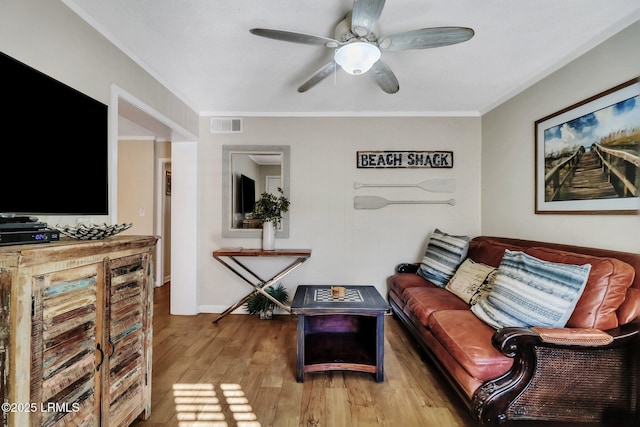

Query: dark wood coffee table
290;285;390;382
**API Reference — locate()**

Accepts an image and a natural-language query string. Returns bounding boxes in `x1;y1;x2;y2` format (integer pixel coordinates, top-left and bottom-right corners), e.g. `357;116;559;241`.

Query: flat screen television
0;51;109;216
239;174;256;215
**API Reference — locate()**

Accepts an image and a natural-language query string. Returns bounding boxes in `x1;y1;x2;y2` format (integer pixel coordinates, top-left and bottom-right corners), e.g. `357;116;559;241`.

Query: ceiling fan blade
250;28;340;48
351;0;386;37
367;60;399;94
378;27;474;51
297;60;338;93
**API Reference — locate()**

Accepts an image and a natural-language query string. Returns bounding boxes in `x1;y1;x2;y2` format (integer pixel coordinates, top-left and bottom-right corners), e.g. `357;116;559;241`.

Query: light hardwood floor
132;284;476;426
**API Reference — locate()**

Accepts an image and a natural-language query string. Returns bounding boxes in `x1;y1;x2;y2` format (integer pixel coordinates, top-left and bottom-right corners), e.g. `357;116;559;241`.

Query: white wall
172;141;199;315
198;116;481;312
482;21;640;253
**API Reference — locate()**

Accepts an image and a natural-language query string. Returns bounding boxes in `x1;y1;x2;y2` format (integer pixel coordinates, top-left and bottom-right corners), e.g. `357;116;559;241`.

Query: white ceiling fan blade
297;60;338;93
351;0;386;37
378;27;474;51
367;60;399;94
250;28;341;48
251;6;475;94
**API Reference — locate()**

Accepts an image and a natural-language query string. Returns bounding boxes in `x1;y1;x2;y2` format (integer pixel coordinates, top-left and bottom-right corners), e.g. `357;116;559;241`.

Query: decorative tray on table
54;223;133;240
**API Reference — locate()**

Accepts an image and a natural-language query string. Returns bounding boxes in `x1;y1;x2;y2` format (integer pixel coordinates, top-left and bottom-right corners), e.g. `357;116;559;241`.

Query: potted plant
251;187;290;250
245;283;290;319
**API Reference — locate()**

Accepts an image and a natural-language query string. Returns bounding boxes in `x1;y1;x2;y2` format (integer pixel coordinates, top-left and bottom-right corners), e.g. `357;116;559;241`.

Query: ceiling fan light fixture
334;42;380;75
251;1;474;92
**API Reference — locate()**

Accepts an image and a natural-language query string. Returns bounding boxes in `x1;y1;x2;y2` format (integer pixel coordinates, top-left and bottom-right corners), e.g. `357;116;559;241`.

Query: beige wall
482;21;640;253
199;116;482;312
117;139;155;235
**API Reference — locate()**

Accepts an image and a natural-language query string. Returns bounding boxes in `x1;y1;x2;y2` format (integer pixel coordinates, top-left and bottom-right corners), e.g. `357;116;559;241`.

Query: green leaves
251;188;290;223
245;283;290;315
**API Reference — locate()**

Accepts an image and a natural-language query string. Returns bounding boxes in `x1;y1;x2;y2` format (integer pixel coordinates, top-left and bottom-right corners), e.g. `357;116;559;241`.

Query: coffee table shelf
304;316;377;368
291;285;390;382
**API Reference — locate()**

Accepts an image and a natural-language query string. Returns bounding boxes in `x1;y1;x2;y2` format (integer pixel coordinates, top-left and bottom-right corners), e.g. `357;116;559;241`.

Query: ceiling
65;0;640;117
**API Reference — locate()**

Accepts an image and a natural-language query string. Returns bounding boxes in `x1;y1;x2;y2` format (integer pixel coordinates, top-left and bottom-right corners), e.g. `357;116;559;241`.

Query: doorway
113;86;197;313
117;120;172;288
157;158;171;285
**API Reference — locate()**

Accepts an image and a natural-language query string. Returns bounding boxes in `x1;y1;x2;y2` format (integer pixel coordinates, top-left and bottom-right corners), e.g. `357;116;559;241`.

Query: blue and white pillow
471;250;591;329
417;229;470;287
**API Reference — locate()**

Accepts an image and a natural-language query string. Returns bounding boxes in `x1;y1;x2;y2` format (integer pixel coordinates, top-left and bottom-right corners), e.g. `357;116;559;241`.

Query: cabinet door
31;263;103;427
103;253;150;427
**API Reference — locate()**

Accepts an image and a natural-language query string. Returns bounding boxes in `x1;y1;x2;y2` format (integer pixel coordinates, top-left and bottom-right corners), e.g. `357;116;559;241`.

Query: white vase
262;220;276;250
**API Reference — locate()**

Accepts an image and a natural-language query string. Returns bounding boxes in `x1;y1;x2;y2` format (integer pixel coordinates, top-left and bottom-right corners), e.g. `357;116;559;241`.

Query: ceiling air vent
210;117;242;133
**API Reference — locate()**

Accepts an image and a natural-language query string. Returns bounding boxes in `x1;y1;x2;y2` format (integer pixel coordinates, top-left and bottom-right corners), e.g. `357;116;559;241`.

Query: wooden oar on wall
354;196;456;210
354;178;455;193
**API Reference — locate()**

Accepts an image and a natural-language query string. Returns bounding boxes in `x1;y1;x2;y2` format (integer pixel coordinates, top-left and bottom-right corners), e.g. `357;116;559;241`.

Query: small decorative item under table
290;285;390;382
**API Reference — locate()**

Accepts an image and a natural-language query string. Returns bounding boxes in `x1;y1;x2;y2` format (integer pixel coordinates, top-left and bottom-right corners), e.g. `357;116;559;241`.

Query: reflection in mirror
222;145;290;238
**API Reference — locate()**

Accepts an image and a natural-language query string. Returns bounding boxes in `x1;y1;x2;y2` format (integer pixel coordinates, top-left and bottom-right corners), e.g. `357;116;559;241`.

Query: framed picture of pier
535;78;639;215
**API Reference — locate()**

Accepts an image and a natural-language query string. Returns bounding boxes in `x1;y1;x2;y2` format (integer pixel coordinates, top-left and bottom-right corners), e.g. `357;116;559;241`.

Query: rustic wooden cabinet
0;236;157;427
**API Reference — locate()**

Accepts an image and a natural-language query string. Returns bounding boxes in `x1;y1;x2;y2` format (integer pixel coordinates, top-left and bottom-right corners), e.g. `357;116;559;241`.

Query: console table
212;248;311;323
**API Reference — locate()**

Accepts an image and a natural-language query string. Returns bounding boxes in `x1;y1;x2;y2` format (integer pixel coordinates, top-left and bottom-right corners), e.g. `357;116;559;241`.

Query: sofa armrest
395;263;419;274
493;321;639;354
473;321;640;425
529;327;613;346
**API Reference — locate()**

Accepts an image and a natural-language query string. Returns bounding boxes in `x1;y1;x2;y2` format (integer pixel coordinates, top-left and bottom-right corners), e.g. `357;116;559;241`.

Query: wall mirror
222;145;290;238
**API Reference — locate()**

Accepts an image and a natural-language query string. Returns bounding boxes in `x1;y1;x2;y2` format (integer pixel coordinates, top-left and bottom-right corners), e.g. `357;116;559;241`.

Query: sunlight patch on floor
172;383;261;427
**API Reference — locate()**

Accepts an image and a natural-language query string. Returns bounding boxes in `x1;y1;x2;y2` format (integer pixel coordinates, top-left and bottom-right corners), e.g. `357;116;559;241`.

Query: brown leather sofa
388;236;640;426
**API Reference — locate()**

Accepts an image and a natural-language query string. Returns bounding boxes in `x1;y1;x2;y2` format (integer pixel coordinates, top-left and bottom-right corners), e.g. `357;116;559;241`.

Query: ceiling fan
250;0;474;94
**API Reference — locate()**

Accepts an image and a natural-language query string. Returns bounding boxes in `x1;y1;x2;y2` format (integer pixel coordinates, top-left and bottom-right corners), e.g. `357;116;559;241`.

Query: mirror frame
222;145;290;238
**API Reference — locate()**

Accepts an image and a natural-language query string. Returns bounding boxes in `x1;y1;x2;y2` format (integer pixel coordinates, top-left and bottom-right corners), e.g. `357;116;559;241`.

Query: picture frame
165;170;172;196
535;78;639;215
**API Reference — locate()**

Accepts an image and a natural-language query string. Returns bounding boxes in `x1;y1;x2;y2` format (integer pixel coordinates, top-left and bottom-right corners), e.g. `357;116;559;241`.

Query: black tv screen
239;174;256;215
0;51;109;216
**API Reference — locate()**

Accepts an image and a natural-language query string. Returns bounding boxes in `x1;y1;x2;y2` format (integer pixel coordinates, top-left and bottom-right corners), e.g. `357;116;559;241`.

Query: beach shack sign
357;150;454;169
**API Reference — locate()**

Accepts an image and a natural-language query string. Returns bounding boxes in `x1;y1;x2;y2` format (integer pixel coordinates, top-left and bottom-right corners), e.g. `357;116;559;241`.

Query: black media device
0;222;49;231
0;230;60;246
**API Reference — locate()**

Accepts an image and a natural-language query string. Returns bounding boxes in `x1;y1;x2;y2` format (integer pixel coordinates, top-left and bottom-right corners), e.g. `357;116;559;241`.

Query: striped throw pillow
471;250;591;329
417;229;470;287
